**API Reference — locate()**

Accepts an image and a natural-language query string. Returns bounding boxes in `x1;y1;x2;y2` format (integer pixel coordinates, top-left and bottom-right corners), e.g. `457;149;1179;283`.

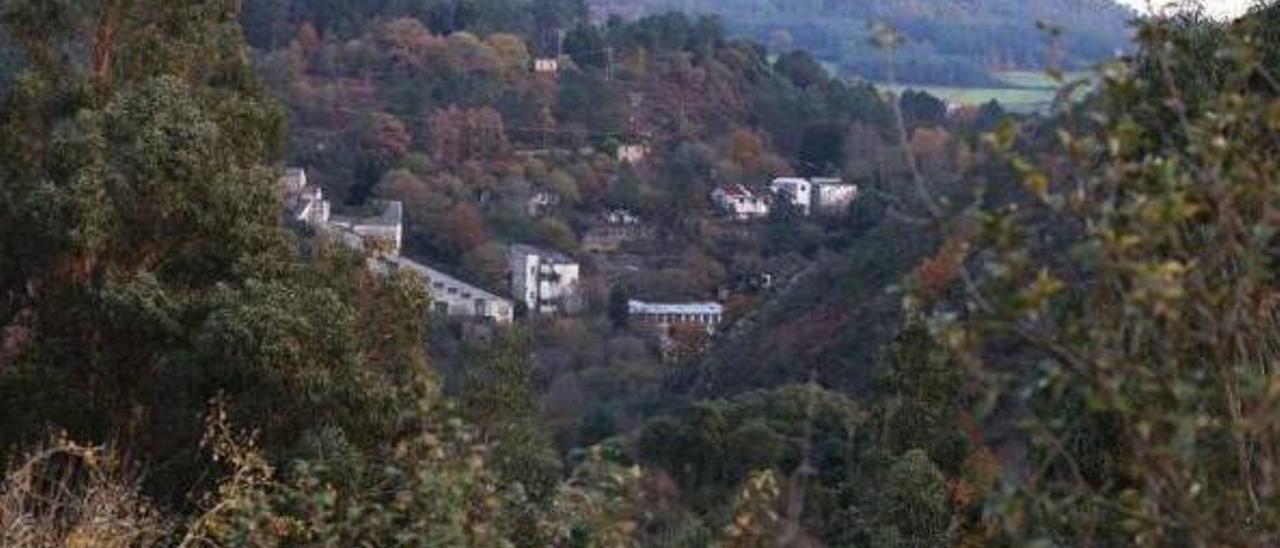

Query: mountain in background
592;0;1136;85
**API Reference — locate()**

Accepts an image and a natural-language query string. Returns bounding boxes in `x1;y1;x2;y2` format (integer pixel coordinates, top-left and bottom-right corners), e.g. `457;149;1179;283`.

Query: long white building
391;257;514;323
627;300;724;333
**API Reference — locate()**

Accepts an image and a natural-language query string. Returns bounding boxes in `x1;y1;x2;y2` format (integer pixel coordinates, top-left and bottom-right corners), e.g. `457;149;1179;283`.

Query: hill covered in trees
594;0;1136;84
5;0;1280;546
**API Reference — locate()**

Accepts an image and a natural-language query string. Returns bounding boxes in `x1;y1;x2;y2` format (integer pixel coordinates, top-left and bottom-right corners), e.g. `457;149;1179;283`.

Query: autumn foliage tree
911;6;1280;546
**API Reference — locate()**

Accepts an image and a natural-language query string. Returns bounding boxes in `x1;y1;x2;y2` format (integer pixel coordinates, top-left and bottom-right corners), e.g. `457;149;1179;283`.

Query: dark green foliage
774;50;828;89
0;0;431;509
898;89;948;129
636;385;865;512
920;4;1280;545
607;284;629;328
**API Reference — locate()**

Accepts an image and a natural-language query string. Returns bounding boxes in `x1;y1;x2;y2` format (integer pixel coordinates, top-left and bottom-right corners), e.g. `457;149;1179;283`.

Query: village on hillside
283;167;857;358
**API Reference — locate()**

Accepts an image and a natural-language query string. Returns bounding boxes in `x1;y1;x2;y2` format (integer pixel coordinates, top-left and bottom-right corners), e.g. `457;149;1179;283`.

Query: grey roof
330;200;402;228
395;257;511;304
366;200;403;227
628;300;724;315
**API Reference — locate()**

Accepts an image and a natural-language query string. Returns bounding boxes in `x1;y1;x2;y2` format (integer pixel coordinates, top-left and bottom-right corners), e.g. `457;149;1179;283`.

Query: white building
711;185;770;220
812;178;859;215
533;58;560;74
604;209;641;225
526;190;561;216
769;177;813;216
616;143;650;164
511;244;581;314
282;168;403;257
627;300;724;334
391;257;514;324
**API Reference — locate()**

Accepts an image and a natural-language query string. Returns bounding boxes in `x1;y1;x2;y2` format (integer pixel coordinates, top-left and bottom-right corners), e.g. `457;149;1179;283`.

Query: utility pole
628;92;644;140
605;47;614;81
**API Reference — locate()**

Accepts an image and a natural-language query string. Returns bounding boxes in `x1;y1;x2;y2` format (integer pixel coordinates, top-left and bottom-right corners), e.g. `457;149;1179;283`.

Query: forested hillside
4;0;1280;546
593;0;1136;84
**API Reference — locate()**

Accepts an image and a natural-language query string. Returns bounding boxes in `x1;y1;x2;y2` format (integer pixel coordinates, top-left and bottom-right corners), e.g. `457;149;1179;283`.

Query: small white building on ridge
285;168;508;324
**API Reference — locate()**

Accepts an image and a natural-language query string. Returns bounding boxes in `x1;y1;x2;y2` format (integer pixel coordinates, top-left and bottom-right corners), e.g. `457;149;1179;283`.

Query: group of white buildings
283;168;742;346
285;168;516;324
283;168;404;256
711;177;859;220
284;168;596;324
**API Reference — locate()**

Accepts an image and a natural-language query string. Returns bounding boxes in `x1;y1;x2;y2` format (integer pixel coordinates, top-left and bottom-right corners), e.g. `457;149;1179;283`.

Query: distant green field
878;70;1091;114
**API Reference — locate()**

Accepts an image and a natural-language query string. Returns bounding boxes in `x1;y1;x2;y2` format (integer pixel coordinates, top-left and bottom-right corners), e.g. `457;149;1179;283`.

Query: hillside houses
511;244;581;314
284;168;509;323
712;178;859;221
282;169;402;256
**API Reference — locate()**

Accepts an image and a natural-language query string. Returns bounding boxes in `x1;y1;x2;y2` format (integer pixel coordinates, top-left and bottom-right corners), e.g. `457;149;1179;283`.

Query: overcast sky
1116;0;1257;18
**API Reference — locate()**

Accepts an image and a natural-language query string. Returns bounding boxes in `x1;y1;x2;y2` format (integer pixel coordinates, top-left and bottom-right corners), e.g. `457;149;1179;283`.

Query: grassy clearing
879;83;1057;113
876;70;1093;113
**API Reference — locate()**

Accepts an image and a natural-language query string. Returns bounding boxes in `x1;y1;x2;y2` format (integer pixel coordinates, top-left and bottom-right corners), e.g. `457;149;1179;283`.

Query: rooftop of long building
628;300;724;316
